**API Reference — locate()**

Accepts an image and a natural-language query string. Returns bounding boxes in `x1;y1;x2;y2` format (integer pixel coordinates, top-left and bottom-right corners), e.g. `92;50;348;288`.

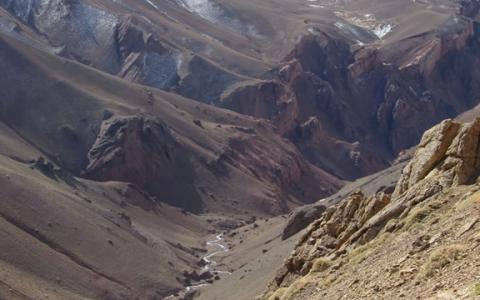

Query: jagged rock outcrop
85;115;204;211
222;40;387;179
394;118;480;197
83;112;340;215
354;118;480;241
293;19;480;169
328;119;480;249
271;191;391;289
265;117;480;297
291;116;387;180
220;16;480;182
220;80;298;135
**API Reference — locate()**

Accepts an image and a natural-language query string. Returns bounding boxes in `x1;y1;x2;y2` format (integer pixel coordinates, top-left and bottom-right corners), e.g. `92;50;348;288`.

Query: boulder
273;191;390;288
394;118;480;198
282;203;326;240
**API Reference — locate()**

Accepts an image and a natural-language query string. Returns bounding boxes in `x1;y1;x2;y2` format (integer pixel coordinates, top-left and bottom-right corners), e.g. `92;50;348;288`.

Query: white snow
144;0;158;9
373;24;392;39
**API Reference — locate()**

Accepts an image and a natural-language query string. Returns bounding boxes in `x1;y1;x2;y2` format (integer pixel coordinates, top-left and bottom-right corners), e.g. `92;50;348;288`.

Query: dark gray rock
282;203;326;240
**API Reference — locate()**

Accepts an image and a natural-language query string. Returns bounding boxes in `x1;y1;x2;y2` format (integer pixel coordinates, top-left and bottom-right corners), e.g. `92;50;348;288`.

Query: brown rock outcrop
220;80;298;136
394;118;480;198
83;113;340;215
272;191;390;289
225;18;480;183
267;117;480;295
347;118;480;246
85;115;203;211
221;23;480;184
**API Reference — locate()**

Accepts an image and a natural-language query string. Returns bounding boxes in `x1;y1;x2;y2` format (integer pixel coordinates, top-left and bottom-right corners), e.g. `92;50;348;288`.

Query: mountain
0;154;209;299
0;30;339;299
262;117;480;299
1;0;480;299
0;31;340;215
2;0;480;180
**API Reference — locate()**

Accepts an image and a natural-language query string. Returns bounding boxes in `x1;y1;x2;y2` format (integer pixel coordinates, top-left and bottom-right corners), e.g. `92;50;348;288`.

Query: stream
166;234;231;299
186;234;231;291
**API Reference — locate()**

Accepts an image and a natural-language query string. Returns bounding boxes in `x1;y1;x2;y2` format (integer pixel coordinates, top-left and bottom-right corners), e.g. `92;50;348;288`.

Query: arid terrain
0;0;480;299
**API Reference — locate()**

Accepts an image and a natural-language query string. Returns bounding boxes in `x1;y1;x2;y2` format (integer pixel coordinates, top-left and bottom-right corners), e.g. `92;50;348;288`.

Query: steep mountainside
263;118;480;299
2;0;480;179
0;33;340;216
224;0;480;179
1;1;480;299
191;155;407;300
0;154;209;299
0;30;339;298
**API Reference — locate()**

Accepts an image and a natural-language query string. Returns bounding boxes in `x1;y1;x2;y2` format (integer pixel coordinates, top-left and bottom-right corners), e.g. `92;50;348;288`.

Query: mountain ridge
1;1;480;299
263;117;480;300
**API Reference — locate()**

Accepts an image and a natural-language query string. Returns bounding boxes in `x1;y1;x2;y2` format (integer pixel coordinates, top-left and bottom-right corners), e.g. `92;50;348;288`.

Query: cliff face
5;1;480;299
3;0;480;183
0;32;342;217
82;113;340;215
219;80;298;136
223;10;480;180
264;118;480;299
85;115;204;212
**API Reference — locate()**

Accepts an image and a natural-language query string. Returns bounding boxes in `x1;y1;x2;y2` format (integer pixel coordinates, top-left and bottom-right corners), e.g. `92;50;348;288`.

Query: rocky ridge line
263;117;480;299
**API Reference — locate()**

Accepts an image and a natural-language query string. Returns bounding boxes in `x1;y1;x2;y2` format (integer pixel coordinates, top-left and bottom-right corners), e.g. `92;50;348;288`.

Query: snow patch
177;0;262;38
144;0;158;9
333;10;394;41
373;24;392;39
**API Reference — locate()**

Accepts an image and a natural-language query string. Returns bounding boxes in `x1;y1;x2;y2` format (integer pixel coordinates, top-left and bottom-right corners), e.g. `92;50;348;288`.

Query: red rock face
3;0;480;200
85;116;203;210
84;115;340;214
220;80;299;136
220;18;480;181
4;0;480;184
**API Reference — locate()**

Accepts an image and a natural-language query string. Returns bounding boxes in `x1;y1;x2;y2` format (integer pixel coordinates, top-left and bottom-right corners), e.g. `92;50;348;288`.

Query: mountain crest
264;118;480;299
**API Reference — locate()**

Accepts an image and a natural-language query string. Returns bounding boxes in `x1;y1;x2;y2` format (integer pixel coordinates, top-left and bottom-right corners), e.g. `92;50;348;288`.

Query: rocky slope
263;118;480;299
0;152;211;299
3;0;480;180
0;29;342;298
227;0;480;180
0;32;341;216
0;0;269;99
2;1;480;299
